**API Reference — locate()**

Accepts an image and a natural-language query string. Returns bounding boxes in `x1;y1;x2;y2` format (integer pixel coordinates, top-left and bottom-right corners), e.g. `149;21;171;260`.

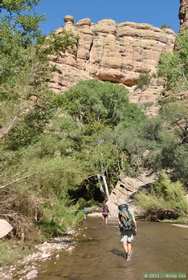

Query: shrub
136;73;151;90
40;198;83;237
158;30;188;92
135;172;188;218
160;24;171;30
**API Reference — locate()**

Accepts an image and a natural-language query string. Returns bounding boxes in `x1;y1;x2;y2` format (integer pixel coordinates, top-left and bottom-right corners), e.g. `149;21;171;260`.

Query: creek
36;218;188;280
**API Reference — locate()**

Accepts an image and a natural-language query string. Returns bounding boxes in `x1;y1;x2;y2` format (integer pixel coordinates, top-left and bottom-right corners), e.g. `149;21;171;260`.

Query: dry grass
0;188;42;241
0;240;33;266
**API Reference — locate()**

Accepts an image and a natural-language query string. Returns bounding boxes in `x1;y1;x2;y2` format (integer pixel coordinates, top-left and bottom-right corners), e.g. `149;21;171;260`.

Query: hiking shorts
102;213;108;218
121;231;134;243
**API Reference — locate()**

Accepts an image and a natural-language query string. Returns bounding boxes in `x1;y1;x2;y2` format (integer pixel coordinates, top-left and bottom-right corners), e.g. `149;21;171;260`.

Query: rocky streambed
0;231;77;280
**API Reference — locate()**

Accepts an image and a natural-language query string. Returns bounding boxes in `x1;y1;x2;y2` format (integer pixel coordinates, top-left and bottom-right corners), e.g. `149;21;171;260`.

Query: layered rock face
50;16;176;115
179;0;188;30
107;173;155;217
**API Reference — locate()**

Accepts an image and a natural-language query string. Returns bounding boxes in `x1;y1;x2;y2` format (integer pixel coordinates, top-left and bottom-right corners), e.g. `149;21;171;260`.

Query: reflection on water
37;218;188;280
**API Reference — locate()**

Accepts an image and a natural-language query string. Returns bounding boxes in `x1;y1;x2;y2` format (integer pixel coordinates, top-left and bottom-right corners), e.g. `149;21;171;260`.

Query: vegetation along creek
0;0;188;279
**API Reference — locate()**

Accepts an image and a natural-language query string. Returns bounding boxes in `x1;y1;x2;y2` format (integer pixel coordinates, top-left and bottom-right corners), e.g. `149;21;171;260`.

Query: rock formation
107;173;155;217
50;16;176;115
179;0;188;30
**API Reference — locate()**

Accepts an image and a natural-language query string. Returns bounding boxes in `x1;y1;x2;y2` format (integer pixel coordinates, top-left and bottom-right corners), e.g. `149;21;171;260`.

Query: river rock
0;219;13;239
0;272;12;280
25;269;38;280
145;208;179;222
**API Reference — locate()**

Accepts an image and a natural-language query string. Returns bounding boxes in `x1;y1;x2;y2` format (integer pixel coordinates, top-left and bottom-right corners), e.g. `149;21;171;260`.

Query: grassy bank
0;240;34;267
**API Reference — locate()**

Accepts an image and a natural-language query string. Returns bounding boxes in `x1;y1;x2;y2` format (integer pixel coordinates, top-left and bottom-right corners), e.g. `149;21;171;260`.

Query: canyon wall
179;0;188;30
50;16;176;115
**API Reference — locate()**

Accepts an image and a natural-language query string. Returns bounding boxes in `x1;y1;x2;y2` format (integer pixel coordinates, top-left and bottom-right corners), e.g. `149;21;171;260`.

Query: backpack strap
120;207;132;220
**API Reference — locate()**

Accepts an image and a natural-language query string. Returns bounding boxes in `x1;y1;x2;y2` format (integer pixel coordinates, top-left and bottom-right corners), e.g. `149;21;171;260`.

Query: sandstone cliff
179;0;188;30
50;16;176;115
107;173;155;217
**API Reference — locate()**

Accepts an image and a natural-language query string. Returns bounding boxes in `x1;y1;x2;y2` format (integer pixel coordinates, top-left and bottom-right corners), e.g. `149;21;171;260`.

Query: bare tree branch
0;174;34;190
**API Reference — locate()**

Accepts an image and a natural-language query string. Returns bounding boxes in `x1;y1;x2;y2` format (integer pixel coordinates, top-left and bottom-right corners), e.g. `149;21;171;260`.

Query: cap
118;204;128;211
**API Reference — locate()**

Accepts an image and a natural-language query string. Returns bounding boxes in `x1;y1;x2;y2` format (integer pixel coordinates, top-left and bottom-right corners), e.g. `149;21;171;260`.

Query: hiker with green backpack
118;203;137;261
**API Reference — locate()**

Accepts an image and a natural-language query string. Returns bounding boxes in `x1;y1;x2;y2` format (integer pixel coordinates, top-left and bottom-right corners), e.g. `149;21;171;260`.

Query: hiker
83;207;88;220
102;202;109;224
118;203;137;261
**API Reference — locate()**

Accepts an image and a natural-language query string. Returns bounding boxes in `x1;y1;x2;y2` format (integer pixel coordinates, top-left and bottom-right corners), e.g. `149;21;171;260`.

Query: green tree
57;80;136;126
57;79;146;180
158;30;188;92
0;0;79;239
0;0;77;140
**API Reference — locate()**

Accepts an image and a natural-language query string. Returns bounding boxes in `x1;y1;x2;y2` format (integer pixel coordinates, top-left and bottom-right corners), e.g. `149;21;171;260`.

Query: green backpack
120;208;134;231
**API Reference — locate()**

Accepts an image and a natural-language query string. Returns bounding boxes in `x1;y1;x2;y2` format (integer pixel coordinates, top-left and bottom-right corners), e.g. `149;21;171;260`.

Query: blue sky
35;0;179;34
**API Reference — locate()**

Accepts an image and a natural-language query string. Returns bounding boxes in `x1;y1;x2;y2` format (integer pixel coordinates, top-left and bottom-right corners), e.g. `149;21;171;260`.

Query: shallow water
37;218;188;280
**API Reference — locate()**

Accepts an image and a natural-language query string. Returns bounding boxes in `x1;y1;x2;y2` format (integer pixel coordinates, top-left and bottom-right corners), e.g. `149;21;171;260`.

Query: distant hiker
82;208;87;220
118;203;137;261
102;202;110;224
83;207;90;220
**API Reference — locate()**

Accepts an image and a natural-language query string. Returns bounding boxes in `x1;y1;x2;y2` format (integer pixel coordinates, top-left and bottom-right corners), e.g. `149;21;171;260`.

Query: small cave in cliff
68;176;105;206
